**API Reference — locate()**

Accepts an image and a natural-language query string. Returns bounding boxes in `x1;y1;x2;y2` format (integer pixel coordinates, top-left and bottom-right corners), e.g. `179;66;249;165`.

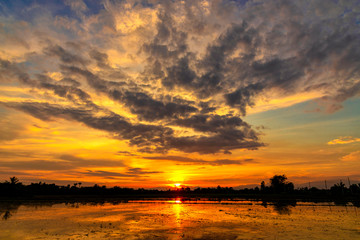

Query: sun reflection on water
172;198;183;230
168;198;183;204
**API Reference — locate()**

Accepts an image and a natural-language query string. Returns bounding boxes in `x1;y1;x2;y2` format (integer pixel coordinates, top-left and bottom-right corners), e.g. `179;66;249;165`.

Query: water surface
0;199;359;239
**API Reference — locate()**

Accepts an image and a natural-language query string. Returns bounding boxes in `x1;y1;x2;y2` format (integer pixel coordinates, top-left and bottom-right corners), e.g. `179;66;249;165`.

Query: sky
0;0;359;188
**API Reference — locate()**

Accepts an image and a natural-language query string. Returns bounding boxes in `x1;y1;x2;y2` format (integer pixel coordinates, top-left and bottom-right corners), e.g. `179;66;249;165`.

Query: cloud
61;65;199;121
116;151;138;156
341;151;360;162
0;58;95;107
82;167;162;178
126;168;162;175
172;114;250;133
82;170;132;178
1;0;359;156
44;44;89;66
0;118;25;142
141;0;360;113
1;101;263;153
58;154;125;167
64;0;88;16
143;155;254;166
0;160;74;171
0;154;124;171
89;49;111;69
165;132;263;154
0;149;40;159
0;101;173;151
328;136;360;145
0;170;33;176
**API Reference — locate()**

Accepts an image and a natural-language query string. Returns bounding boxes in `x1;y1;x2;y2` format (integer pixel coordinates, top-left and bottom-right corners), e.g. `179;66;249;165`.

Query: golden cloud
327;136;360;145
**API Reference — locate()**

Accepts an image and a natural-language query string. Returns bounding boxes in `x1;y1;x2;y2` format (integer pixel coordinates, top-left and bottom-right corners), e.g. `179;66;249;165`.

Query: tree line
1;175;359;200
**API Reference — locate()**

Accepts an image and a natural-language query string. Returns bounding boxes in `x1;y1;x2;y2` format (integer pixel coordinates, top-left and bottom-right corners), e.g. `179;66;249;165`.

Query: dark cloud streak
143;155;255;166
0;101;263;154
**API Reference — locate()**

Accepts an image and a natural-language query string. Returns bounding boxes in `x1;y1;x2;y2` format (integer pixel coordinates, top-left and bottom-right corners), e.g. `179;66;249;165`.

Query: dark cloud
0;154;124;171
82;170;132;178
0;170;32;176
116;151;138;156
225;83;264;115
321;81;360;113
163;56;196;89
83;167;162;178
121;91;198;121
57;77;81;87
126;168;162;175
196;22;257;90
141;8;193;88
0;160;74;171
89;49;110;69
61;65;126;93
143;155;254;166
143;155;205;164
169;114;263;154
62;65;199;121
145;21;260;99
0;59;96;108
1;101;263;154
0;58;33;84
0;149;36;158
166;133;263;154
212;158;254;166
142;10;188;60
199;101;217;114
58;154;125;167
140;0;360;114
38;79;94;106
172;114;249;133
0;101;173;151
44;44;89;66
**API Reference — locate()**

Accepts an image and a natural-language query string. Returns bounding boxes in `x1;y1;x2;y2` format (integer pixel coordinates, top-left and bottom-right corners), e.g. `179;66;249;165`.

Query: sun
174;183;182;188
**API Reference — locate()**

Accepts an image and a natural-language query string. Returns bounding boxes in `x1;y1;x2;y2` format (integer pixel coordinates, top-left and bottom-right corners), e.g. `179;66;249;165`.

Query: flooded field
0;199;359;240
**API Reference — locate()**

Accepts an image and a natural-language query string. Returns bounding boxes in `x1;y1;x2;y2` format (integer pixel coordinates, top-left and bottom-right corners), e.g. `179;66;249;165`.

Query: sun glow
174;183;182;188
167;198;183;204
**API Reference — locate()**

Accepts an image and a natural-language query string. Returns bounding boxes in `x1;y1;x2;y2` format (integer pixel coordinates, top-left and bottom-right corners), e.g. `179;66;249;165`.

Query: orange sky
0;0;359;188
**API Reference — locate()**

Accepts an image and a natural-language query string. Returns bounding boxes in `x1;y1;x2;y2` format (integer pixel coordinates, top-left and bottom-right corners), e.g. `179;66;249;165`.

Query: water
0;199;359;239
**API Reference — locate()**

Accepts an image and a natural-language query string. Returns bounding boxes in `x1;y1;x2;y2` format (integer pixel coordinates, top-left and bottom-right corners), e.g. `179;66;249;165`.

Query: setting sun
174;183;182;188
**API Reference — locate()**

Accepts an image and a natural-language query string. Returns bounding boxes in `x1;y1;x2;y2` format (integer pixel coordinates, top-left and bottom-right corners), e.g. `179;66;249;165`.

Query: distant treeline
1;175;359;201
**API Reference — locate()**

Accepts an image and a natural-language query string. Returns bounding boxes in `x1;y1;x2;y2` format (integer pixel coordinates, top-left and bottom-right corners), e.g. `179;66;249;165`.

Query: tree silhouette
330;181;346;196
2;210;12;220
10;177;19;185
9;176;20;185
270;175;294;193
0;175;358;201
260;181;266;192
